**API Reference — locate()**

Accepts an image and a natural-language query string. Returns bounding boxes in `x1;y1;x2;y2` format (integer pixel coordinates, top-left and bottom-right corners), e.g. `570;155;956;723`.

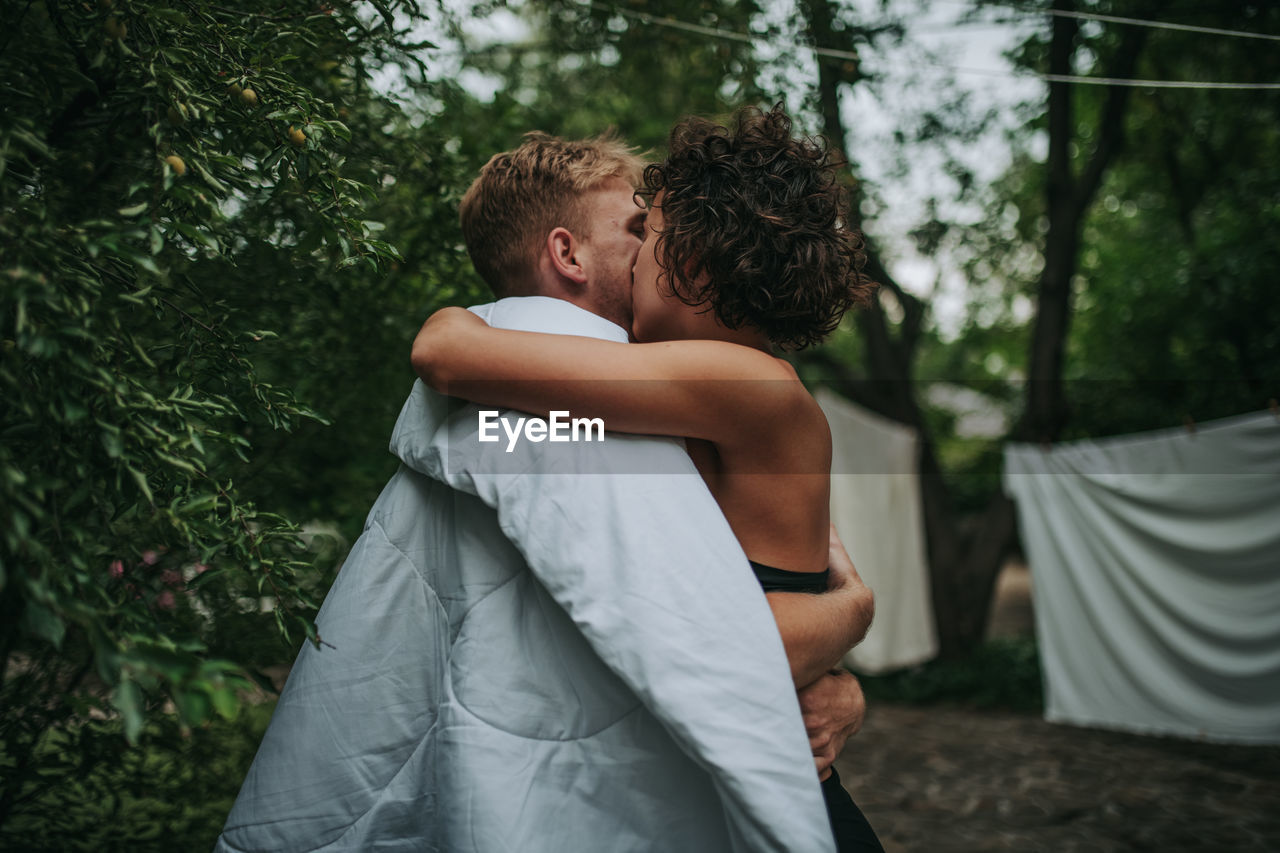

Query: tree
1021;0;1147;441
790;0;1268;655
933;0;1280;438
1058;5;1280;435
838;0;1277;655
0;0;480;837
451;0;769;151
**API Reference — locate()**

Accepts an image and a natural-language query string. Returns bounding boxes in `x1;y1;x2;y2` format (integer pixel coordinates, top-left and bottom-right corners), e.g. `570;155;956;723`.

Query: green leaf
210;684;240;721
127;466;154;505
153;8;188;25
182;493;217;514
114;679;144;745
20;600;66;649
192;159;229;194
174;685;212;725
100;425;122;458
118;202;148;217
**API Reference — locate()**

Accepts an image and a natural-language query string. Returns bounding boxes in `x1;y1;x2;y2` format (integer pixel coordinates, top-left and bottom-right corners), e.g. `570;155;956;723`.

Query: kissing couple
217;103;885;853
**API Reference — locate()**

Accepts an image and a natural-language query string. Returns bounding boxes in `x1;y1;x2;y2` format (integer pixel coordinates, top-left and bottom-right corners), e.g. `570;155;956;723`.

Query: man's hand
798;668;865;780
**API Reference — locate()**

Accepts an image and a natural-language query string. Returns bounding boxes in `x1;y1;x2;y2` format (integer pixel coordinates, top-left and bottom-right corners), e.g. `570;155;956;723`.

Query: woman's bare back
684;395;832;575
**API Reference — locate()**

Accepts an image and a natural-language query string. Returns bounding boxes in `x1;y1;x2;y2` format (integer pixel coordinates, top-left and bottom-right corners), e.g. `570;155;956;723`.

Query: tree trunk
1022;0;1148;441
799;0;1016;657
799;0;1145;656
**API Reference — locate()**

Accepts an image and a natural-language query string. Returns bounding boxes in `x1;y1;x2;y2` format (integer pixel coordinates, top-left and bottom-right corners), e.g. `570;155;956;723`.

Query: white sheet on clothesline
816;390;938;675
1004;410;1280;743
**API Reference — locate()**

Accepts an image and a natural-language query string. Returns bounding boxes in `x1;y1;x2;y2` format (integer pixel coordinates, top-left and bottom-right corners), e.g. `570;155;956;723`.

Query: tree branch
1074;26;1149;213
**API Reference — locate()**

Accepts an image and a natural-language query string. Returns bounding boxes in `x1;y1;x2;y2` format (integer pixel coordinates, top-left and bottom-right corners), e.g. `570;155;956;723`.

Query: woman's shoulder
695;349;829;451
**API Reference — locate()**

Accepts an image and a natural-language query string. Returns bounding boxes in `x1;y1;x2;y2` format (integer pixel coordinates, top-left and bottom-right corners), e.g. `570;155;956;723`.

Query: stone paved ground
834;702;1280;851
832;562;1280;852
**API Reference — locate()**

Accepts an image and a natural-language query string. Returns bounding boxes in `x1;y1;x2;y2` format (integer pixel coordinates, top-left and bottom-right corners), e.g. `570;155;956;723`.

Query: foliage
186;77;495;544
454;0;771;152
857;637;1044;713
921;1;1280;444
0;700;274;852
0;0;497;834
1063;22;1280;435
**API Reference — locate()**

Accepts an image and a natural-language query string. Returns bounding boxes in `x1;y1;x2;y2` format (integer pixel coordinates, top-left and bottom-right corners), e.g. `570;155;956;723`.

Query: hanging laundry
817;390;939;674
1004;410;1280;743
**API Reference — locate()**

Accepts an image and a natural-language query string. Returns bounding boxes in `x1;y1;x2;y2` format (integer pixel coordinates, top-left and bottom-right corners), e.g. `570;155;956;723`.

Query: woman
414;104;882;851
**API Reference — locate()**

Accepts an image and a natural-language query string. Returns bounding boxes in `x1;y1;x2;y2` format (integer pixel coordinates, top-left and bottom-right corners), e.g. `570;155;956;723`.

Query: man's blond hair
460;131;644;296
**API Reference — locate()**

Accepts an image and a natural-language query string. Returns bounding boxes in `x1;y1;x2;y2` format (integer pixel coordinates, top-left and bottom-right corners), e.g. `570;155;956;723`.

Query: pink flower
193;563;210;574
161;569;183;587
155;591;176;610
141;550;159;566
109;560;124;579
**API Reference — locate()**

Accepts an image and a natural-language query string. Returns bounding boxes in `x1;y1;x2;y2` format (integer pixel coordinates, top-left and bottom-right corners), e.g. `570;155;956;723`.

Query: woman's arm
411;306;809;445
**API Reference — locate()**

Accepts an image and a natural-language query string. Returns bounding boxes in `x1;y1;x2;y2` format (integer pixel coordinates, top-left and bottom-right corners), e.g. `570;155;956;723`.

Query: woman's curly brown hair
641;104;875;351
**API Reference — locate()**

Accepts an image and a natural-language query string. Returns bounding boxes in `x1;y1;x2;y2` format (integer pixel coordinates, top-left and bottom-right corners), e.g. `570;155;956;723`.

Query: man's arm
770;523;875;688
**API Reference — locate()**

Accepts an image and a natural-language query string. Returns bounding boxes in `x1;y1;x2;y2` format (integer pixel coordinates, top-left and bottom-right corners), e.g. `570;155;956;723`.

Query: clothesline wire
931;0;1280;44
597;4;1280;91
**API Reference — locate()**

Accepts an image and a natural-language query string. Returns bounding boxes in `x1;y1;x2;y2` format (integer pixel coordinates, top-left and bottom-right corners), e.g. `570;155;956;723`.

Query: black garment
821;766;885;852
748;560;829;594
748;560;885;852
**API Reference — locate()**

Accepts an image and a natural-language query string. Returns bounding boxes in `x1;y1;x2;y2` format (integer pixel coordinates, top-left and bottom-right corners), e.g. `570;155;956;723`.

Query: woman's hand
411;306;486;392
827;522;875;645
826;523;857;592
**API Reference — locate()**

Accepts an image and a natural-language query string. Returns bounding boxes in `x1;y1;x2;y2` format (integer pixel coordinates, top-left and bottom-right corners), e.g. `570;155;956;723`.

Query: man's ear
546;227;588;286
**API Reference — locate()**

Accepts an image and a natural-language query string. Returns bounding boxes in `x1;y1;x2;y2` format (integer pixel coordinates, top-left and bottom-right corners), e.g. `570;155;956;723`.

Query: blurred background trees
794;0;1280;654
2;0;1277;846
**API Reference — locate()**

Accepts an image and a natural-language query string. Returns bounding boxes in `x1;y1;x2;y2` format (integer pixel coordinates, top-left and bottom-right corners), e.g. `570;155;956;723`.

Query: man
216;132;872;853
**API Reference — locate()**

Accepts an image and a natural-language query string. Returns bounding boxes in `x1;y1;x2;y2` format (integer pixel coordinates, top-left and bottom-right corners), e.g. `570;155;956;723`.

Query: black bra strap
748;561;829;594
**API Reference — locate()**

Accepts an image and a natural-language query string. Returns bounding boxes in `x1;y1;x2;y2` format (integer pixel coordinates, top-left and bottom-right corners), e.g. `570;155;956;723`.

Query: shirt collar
469;296;630;343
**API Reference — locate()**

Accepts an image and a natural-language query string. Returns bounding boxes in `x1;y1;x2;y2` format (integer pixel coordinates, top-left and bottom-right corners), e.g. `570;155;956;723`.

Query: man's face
577;178;647;330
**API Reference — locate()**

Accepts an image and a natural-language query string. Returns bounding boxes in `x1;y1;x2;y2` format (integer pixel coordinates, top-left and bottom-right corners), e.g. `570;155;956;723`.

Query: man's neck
556;293;628;330
496;280;629;336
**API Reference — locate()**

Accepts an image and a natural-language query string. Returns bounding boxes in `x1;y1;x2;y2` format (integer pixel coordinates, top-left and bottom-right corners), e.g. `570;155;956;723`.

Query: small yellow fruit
165;155;186;176
240;88;258;106
227;83;243;97
287;125;306;146
103;17;127;40
167;105;185;125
